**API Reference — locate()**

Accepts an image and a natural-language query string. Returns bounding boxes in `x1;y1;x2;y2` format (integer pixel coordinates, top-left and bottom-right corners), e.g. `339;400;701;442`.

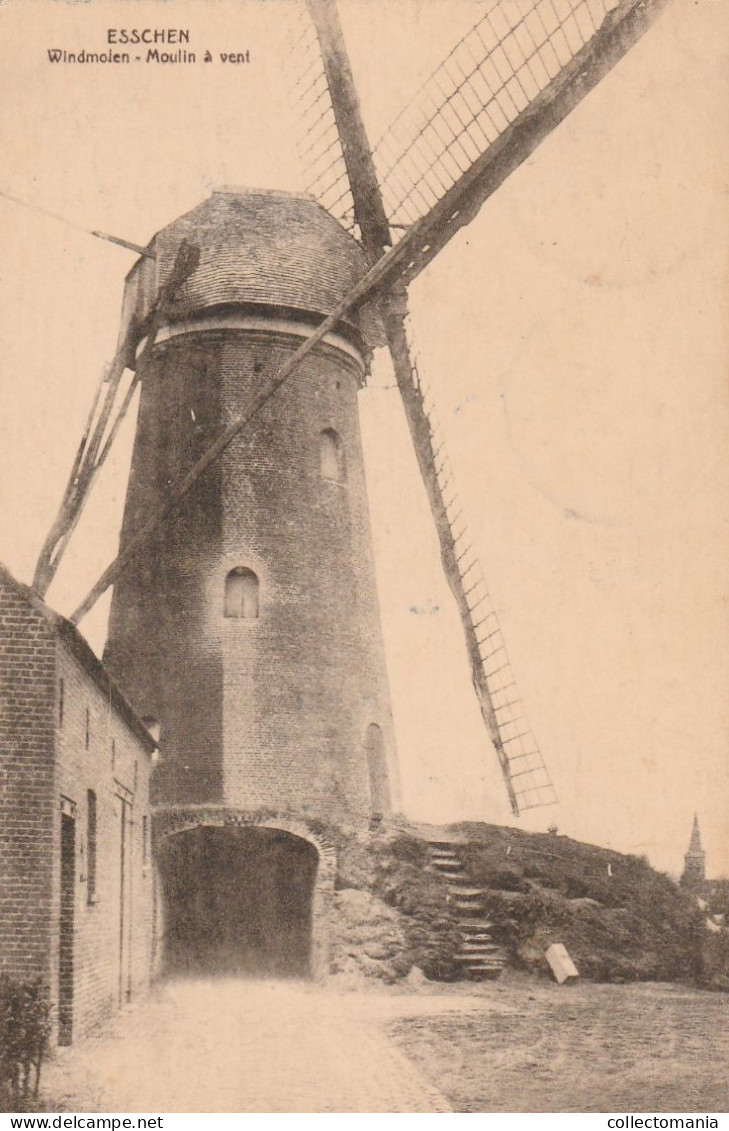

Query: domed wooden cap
122;189;382;351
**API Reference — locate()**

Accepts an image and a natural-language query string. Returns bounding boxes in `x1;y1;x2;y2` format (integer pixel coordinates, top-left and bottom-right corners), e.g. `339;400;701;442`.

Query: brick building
103;189;401;978
0;564;156;1046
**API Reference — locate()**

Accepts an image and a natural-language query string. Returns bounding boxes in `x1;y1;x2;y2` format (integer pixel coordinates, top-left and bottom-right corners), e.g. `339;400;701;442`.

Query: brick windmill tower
32;0;674;977
102;189;398;831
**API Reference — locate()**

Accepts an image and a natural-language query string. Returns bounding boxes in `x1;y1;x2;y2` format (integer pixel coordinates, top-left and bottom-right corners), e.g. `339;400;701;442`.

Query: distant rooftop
0;561;157;754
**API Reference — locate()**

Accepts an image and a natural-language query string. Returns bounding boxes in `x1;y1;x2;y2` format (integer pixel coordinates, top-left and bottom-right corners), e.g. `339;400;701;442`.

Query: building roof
120;189;383;352
686;813;705;858
0;562;156;754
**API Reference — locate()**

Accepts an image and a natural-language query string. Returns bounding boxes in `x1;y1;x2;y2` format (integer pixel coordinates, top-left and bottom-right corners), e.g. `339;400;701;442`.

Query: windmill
30;0;672;819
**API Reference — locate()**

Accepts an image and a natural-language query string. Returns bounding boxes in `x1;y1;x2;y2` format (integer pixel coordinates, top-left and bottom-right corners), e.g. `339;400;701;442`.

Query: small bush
698;929;729;991
0;976;52;1108
461;846;529;893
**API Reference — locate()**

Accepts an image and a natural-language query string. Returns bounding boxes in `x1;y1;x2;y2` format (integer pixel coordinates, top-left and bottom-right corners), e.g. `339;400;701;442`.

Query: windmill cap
120;189;383;351
210;185;317;202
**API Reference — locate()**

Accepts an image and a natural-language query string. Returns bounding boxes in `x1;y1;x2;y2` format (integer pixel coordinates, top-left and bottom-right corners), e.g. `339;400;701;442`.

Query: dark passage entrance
159;827;318;978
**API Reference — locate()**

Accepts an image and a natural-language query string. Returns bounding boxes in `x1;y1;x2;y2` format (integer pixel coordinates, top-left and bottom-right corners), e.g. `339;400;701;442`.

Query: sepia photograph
0;0;727;1116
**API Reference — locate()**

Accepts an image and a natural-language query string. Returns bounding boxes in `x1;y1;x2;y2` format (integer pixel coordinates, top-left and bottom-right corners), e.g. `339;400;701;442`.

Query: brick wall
105;323;400;826
0;567;154;1045
0;572;56;981
105;333;224;805
53;644;154;1041
219;330;399;824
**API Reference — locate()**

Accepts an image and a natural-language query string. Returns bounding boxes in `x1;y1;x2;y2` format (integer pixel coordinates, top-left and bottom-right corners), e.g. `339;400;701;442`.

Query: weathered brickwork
53;647;155;1039
218;331;398;823
0;573;56;982
0;566;155;1045
105;333;224;805
105;190;400;830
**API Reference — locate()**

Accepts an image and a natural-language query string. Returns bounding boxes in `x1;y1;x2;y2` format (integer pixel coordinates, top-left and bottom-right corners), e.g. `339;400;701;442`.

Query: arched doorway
158;826;319;977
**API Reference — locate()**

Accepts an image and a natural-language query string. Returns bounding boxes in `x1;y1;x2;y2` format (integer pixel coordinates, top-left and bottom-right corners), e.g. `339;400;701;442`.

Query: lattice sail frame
290;0;623;240
394;314;557;814
283;5;358;232
372;0;619;229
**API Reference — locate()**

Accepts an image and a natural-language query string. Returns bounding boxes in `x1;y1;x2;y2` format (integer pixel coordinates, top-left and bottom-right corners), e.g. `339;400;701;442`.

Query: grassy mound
333;821;727;986
453;822;718;984
336;832;462;981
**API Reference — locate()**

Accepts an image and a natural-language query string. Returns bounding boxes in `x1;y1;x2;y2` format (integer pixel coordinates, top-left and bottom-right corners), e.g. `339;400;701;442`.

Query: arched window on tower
365;723;391;819
320;428;345;483
224;567;260;619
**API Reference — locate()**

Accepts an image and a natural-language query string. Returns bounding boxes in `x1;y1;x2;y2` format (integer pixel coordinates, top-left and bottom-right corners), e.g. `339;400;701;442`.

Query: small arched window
224;567;260;619
320;428;345;483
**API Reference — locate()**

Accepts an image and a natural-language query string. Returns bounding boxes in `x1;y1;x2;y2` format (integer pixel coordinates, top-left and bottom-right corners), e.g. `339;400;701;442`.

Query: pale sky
0;0;726;876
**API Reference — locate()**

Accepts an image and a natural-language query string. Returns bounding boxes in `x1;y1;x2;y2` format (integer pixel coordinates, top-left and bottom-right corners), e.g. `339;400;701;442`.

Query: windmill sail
284;4;358;234
294;0;672;280
383;291;557;814
372;0;626;230
300;0;561;813
32;242;200;598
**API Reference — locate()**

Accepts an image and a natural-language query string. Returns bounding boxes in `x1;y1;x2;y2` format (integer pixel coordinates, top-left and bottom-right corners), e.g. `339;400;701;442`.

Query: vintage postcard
0;0;727;1116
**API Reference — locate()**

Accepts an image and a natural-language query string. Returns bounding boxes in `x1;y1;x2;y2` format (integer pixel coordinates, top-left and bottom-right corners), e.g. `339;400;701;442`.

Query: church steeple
687;814;703;856
681;814;706;891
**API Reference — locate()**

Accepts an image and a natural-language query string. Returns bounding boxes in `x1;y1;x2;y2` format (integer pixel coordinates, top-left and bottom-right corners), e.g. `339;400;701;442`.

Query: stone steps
457;957;502;967
425;840;506;981
453;897;486;912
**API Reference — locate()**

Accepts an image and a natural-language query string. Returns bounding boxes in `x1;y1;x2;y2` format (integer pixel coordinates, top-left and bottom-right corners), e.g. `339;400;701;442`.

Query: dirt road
41;979;450;1113
38;976;728;1113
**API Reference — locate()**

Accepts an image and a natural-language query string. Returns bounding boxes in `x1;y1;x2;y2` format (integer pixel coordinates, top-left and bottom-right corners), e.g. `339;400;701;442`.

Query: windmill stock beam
33;241;200;599
393;0;674;286
305;0;391;262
